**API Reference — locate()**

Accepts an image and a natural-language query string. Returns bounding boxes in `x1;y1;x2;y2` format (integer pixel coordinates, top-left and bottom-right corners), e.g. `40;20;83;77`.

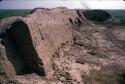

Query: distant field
106;10;125;23
0;9;31;19
0;9;125;23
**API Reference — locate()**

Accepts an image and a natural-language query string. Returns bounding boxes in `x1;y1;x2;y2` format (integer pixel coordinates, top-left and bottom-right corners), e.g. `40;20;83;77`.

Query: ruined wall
0;7;80;79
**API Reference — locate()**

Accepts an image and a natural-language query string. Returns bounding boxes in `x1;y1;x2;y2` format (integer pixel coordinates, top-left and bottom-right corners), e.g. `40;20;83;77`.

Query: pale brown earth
0;7;125;84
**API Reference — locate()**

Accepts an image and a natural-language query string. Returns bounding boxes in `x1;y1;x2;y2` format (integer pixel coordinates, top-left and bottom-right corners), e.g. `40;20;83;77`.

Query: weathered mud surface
0;7;125;84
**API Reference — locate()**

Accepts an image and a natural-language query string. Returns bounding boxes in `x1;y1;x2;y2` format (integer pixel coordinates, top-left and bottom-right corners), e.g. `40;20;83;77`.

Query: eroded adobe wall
23;7;80;78
5;7;80;79
1;8;112;80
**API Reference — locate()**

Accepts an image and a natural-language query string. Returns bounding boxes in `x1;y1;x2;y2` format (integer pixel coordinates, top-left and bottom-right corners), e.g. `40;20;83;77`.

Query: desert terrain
0;7;125;84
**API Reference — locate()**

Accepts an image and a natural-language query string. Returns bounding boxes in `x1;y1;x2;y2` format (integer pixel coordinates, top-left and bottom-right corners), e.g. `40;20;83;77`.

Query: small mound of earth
83;10;111;22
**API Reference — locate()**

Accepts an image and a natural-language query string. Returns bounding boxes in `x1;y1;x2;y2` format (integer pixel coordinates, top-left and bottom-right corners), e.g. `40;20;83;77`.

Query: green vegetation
0;9;31;20
106;10;125;23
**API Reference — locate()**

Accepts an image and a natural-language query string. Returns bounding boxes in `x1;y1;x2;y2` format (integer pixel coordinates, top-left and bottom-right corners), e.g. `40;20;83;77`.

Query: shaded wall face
8;21;46;76
1;33;26;75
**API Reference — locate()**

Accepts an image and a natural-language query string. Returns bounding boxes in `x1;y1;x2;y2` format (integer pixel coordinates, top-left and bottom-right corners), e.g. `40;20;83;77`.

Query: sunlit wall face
0;0;125;9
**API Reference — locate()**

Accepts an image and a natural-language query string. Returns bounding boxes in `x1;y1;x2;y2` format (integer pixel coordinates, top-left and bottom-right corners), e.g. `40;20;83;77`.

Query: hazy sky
0;0;125;9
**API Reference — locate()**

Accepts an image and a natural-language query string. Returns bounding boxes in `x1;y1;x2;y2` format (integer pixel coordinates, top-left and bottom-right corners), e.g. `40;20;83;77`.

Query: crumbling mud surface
0;7;125;84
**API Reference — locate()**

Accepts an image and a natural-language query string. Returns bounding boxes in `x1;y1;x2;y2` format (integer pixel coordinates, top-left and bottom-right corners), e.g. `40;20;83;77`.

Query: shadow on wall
2;34;27;75
2;21;45;76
